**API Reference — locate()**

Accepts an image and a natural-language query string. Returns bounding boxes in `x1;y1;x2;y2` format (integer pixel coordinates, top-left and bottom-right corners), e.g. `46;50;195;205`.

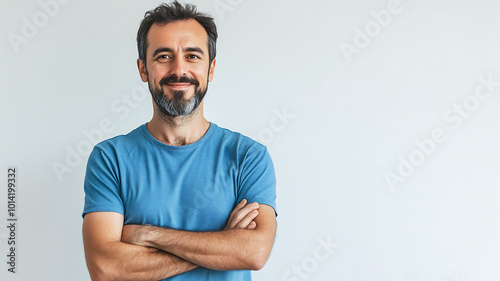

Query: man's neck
147;103;210;146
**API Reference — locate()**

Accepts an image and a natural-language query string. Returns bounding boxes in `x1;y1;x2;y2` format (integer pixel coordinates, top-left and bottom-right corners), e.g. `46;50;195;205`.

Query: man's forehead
147;20;208;53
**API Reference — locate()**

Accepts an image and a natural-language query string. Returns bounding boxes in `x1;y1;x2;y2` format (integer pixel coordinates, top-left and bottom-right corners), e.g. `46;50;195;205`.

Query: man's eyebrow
185;47;204;55
152;47;173;58
151;47;205;58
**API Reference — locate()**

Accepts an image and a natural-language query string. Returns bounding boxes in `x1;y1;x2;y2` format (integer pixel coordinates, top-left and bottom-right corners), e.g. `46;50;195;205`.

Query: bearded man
81;1;277;281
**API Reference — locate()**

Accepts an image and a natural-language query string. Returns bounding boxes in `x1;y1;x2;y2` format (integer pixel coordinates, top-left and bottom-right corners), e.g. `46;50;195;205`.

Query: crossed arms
82;199;277;281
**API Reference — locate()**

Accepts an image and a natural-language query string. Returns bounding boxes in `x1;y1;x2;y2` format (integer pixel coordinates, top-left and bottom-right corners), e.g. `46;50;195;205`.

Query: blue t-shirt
82;122;277;280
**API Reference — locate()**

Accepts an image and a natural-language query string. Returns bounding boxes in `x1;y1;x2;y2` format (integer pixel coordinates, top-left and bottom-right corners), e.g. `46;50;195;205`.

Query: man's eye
157;55;170;61
188;55;199;59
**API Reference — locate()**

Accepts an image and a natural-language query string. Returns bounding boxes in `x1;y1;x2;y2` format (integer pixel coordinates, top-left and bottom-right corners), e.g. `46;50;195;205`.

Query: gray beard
149;82;208;117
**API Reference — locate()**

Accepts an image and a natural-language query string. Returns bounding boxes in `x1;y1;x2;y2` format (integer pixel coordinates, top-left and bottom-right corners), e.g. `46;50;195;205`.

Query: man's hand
122;199;259;245
121;224;151;247
121;201;276;271
224;199;259;230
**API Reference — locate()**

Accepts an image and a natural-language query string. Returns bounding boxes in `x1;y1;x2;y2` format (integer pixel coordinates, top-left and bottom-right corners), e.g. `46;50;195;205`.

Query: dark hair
137;1;218;68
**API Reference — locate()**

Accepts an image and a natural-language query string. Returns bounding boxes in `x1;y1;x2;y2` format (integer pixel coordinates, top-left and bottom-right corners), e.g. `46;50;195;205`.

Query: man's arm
82;200;259;281
82;212;197;281
122;202;277;271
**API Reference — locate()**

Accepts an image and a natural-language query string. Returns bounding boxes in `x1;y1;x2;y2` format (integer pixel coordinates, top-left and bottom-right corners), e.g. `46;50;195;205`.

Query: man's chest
119;158;239;231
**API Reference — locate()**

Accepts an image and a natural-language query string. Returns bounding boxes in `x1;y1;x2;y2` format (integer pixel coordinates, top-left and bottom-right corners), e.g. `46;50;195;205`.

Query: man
81;1;277;281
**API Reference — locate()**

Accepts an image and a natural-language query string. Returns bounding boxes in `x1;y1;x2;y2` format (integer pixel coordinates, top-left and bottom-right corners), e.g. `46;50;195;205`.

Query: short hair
136;1;218;68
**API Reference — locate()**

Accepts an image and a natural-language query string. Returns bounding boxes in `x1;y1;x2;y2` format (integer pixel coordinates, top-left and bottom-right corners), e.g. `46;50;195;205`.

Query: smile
165;83;193;90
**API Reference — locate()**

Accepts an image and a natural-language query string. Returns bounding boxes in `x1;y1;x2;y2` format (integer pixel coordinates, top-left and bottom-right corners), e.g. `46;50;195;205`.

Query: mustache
160;75;199;86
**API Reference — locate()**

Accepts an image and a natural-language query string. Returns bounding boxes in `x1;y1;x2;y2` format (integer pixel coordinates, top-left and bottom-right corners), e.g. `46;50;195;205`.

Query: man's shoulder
213;123;267;153
92;124;145;154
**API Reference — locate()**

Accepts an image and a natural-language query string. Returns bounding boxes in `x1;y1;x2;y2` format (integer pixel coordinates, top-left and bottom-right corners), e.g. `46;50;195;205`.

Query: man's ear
137;58;148;82
208;58;216;82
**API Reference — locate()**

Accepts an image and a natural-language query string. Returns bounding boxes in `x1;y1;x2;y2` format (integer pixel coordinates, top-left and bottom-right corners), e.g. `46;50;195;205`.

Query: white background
1;0;500;280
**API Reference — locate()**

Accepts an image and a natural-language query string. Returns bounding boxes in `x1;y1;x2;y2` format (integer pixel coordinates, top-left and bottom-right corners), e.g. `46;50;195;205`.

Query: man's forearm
85;240;198;281
143;227;269;271
120;202;276;272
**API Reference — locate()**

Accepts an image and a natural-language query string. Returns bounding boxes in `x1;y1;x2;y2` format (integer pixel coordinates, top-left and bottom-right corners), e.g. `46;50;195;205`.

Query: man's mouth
165;83;193;89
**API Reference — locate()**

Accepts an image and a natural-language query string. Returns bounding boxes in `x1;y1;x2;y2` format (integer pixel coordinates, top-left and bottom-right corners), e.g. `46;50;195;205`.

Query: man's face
138;19;216;117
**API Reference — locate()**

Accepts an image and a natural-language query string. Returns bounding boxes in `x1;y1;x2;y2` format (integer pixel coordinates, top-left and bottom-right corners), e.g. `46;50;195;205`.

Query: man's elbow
249;258;266;271
86;258;121;281
248;245;272;271
88;268;111;281
87;266;108;281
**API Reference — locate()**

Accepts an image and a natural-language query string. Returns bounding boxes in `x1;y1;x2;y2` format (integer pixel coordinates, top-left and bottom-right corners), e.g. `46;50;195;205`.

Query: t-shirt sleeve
237;144;277;216
82;145;124;218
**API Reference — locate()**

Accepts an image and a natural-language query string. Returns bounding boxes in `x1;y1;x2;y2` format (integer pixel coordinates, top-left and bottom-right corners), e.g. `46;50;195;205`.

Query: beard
148;74;208;117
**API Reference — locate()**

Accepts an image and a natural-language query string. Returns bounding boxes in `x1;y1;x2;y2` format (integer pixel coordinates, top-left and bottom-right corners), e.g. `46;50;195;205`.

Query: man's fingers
225;200;260;230
227;199;247;222
247;221;257;230
236;210;258;229
230;202;259;227
121;224;146;246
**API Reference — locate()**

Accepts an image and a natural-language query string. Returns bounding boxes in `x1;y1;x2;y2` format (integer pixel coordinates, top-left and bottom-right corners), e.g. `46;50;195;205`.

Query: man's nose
169;57;188;77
